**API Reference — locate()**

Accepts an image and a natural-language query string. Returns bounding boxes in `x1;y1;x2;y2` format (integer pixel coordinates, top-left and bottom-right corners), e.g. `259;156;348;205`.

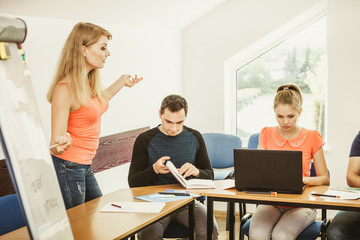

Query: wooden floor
215;210;242;240
162;210;242;240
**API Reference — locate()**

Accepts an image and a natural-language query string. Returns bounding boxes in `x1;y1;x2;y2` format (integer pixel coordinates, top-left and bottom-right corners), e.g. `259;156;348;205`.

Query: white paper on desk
218;179;235;190
323;190;360;200
101;202;165;213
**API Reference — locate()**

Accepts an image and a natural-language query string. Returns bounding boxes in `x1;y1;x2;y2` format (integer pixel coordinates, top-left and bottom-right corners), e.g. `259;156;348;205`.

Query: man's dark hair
160;94;188;116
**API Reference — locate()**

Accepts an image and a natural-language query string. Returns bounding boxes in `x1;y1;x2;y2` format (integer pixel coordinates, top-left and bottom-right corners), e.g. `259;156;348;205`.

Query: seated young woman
249;83;329;240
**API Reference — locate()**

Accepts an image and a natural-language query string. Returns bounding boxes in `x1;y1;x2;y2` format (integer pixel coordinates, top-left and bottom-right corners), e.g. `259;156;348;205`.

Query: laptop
234;149;305;194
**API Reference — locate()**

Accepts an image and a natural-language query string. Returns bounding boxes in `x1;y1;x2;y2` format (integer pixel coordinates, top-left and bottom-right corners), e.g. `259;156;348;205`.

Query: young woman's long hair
47;22;112;106
274;83;303;112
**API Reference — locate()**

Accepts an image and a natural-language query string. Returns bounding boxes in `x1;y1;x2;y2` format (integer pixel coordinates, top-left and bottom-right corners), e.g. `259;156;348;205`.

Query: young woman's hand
106;74;143;100
50;132;72;155
119;74;143;88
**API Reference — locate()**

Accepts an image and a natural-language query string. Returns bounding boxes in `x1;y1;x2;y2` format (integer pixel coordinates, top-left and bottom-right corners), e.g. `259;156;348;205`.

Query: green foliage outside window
236;17;326;139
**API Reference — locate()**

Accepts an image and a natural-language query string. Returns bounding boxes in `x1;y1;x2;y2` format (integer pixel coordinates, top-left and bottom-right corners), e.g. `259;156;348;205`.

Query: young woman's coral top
53;97;109;165
259;126;324;177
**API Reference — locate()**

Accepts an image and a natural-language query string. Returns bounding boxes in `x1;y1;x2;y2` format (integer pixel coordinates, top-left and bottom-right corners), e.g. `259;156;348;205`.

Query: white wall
0;14;183;193
1;15;183;141
326;0;360;187
182;0;324;132
183;0;360;188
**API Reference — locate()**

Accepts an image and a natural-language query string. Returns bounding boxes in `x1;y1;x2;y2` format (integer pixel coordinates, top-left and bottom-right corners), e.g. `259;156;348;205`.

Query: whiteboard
0;43;73;239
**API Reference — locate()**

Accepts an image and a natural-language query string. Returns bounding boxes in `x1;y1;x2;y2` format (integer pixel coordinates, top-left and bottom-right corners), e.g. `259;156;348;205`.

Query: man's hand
179;163;200;178
153;156;171;174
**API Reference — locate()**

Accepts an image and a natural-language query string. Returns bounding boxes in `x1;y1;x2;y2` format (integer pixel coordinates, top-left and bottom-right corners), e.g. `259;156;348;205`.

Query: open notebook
165;160;215;189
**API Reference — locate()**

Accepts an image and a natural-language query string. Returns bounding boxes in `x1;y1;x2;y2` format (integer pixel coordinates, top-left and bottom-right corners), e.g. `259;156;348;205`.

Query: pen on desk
311;193;340;198
111;203;122;208
244;191;277;196
159;192;190;196
165;189;190;194
49;143;59;149
150;194;176;198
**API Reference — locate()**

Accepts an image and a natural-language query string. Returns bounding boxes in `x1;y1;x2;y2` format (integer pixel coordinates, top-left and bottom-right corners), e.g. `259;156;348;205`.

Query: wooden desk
203;183;360;240
0;184;195;240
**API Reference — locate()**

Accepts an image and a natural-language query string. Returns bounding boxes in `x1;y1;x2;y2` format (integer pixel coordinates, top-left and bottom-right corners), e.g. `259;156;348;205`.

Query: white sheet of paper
322;189;360;200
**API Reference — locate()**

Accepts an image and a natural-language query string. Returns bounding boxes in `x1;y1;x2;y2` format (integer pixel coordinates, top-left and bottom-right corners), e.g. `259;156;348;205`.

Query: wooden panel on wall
0;126;151;196
0;159;16;197
92;126;150;174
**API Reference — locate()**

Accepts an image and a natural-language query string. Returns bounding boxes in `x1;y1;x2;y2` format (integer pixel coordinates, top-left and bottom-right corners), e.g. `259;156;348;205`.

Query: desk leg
229;202;235;240
189;200;195;240
207;197;214;240
322;208;327;220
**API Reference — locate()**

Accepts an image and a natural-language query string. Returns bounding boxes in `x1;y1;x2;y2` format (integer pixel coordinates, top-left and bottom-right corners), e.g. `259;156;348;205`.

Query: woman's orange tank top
57;97;109;165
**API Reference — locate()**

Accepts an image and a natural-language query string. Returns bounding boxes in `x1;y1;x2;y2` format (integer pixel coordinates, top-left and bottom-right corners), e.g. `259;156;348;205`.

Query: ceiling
0;0;228;29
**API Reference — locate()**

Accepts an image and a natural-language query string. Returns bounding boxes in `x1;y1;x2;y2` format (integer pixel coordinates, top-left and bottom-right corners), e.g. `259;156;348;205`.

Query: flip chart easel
0;16;73;239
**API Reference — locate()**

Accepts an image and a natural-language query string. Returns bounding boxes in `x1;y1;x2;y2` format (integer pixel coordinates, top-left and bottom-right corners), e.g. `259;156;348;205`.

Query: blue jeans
52;155;102;209
327;211;360;240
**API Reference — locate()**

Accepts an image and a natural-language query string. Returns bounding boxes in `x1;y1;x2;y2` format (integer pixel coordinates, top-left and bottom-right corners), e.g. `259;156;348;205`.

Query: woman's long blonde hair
47;22;112;106
274;83;303;112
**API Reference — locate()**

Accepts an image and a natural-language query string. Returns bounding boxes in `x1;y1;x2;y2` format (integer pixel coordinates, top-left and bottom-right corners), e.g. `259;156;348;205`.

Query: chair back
248;133;260;149
310;161;330;179
310;162;317;177
0;194;26;235
202;133;242;169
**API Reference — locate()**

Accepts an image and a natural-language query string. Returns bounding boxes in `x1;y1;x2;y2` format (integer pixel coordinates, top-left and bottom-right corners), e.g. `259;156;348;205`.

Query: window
236;16;327;145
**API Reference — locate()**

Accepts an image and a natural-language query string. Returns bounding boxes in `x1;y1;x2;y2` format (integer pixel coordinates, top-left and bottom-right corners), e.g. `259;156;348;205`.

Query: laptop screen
234;149;304;194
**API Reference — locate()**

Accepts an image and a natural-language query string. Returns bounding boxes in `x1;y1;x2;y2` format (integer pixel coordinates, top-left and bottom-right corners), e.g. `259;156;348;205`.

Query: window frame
224;1;327;143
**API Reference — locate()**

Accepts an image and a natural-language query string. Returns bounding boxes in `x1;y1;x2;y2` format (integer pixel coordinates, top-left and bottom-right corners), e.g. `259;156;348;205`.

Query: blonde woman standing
47;22;142;209
249;84;329;240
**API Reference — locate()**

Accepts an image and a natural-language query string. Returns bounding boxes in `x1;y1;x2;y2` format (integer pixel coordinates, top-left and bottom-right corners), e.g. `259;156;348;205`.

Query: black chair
162;196;205;239
163;220;191;238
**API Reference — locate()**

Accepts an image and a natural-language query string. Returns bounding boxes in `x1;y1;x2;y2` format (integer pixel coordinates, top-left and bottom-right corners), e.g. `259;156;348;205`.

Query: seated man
327;132;360;240
128;94;219;240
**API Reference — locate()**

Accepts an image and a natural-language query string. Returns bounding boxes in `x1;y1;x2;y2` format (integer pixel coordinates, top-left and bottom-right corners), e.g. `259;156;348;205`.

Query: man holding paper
128;94;219;240
327;132;360;240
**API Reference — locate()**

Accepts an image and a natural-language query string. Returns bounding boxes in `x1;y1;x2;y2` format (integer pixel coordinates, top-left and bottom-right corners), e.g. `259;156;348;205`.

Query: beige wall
183;0;360;187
